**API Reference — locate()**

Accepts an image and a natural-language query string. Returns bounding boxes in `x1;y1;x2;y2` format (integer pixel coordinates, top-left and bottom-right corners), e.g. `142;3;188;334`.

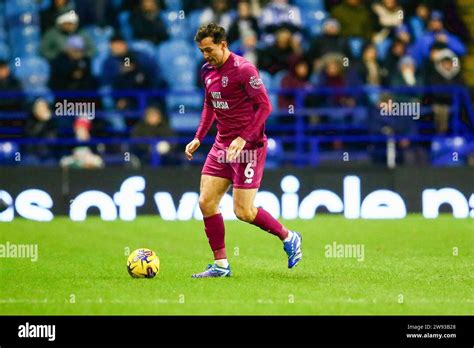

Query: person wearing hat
40;10;94;61
305;18;350;71
425;48;463;134
409;10;466;65
49;35;96;91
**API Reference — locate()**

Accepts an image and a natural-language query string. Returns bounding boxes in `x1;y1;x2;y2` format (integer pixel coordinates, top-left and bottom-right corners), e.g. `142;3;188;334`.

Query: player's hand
185;138;200;160
227;136;246;162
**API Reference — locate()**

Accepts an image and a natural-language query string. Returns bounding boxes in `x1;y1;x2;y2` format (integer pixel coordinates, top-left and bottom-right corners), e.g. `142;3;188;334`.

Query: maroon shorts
202;142;267;189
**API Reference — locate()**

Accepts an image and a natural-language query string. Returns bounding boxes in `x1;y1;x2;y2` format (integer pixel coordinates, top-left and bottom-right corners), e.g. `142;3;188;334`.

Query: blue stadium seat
129;40;161;83
431;136;467;166
157;39;193;65
259;70;277;110
161;10;188;39
92;50;110;77
166;88;203;111
302;10;327;37
169;111;201;132
272;70;287;88
0;41;10;60
9;25;41;56
348;37;365;59
118;11;133;41
129;40;156;60
5;0;39;17
164;0;182;11
186;10;203;40
293;0;325;12
13;56;50;90
83;25;113;54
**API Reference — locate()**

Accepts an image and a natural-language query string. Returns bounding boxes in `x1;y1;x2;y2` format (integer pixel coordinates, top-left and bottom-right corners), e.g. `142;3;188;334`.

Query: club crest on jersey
206;78;212;85
221;76;228;87
249;75;263;89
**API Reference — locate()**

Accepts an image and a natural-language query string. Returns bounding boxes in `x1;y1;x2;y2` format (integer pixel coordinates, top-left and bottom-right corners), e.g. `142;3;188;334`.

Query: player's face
198;37;227;67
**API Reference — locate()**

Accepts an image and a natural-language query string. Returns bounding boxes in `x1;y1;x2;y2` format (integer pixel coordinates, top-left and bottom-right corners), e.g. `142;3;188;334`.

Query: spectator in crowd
356;44;383;86
0;60;23;111
390;55;423;88
60;116;103;168
426;48;463;134
40;11;95;61
305;18;349;71
380;38;408;83
112;55;153;111
24;98;57;163
409;10;466;65
371;0;404;44
390;55;424;117
40;0;75;34
200;0;234;32
232;31;259;66
260;0;302;42
131;106;175;163
409;3;430;42
312;53;356;110
368;92;427;166
227;0;260;44
258;27;302;75
129;0;169;44
331;0;374;40
278;56;311;110
49;35;96;91
101;34;137;86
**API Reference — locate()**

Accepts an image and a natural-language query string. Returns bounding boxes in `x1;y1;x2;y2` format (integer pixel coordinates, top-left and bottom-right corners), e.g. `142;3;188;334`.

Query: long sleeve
239;92;272;142
194;95;215;142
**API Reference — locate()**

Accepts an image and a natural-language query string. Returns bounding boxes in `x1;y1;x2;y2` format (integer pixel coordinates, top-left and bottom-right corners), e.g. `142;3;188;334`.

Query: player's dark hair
194;22;227;44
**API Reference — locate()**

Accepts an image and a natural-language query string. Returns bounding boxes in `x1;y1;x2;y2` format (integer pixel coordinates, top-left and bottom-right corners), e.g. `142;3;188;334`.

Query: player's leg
192;174;232;278
233;187;302;268
232;142;302;268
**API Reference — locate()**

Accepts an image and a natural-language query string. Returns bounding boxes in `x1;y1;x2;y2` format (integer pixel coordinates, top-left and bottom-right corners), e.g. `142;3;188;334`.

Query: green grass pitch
0;215;472;315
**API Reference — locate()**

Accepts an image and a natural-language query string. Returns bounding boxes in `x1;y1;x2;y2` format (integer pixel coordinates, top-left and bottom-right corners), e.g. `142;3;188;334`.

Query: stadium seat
157;39;193;66
0;41;10;60
13;56;50;90
302;10;327;37
166;88;203;111
431;136;467;166
186;10;203;41
84;25;114;54
118;11;133;41
293;0;325;12
5;0;38;17
161;10;188;39
163;0;183;12
272;70;287;89
259;70;277;111
9;25;41;56
169;111;201;132
348;37;365;59
129;40;156;60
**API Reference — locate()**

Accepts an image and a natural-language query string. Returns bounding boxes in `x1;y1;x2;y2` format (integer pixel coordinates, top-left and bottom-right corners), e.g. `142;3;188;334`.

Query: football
127;248;160;278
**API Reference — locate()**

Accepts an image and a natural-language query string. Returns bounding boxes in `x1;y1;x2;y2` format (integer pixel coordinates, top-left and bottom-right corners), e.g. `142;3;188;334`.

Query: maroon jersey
195;52;272;149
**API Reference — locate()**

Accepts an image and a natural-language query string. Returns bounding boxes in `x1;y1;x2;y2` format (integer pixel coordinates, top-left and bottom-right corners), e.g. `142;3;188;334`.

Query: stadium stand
0;0;473;168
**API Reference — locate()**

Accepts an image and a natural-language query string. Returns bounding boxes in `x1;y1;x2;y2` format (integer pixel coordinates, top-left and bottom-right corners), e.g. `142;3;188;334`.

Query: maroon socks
203;208;289;261
251;207;288;240
203;213;227;260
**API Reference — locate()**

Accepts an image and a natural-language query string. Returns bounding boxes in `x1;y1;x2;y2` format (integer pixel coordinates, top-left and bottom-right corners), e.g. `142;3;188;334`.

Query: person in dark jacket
24;98;58;162
0;60;23;111
131;106;175;163
129;0;169;44
227;0;260;44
